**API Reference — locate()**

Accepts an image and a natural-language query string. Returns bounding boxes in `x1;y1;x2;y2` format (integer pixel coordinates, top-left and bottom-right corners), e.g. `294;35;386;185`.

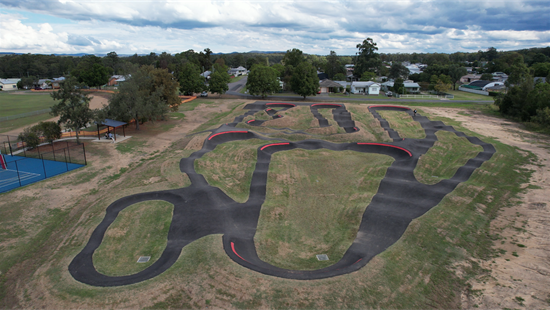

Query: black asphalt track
69;102;495;286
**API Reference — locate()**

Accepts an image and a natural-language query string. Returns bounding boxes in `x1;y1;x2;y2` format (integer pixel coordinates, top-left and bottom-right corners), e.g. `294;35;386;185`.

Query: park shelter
96;119;127;141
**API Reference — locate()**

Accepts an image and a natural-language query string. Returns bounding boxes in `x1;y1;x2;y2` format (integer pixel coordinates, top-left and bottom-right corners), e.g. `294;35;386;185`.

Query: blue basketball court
0;155;84;194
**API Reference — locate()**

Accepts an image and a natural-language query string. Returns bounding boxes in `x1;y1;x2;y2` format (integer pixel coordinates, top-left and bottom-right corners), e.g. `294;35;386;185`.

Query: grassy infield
0;97;537;308
0;92;57;133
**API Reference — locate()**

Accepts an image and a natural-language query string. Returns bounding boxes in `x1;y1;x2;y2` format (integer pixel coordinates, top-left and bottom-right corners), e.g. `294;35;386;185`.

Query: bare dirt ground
422;107;550;309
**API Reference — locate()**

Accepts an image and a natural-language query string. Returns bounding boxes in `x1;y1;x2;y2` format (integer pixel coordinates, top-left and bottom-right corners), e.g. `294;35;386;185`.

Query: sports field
0;98;548;309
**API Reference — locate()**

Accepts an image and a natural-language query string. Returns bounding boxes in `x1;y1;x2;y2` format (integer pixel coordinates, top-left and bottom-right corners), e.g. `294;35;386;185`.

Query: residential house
0;79;20;91
534;77;547;84
405;64;422;75
351;81;381;95
227;66;247;76
381;81;421;94
460;74;481;84
345;64;354;79
201;71;211;80
319;79;344;93
35;79;52;89
492;72;508;82
107;75;126;86
51;77;65;89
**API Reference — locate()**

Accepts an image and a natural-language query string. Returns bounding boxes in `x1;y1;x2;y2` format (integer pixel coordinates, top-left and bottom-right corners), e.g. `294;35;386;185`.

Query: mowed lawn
0;92;56;116
446;90;494;101
0;92;57;133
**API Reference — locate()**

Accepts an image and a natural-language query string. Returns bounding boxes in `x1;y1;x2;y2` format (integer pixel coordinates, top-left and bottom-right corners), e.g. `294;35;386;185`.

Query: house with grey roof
0;79;20;91
381;81;421;94
228;66;247;76
108;75;126;86
351;81;381;95
319;79;344;93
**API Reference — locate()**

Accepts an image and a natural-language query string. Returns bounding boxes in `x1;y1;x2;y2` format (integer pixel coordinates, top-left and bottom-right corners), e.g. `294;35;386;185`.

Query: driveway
228;76;247;92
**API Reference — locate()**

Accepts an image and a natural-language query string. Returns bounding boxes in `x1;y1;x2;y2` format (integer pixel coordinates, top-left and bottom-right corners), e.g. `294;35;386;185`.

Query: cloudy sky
0;0;549;56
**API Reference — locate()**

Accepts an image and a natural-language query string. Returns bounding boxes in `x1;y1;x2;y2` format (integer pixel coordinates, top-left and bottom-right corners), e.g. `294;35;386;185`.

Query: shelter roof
97;119;127;128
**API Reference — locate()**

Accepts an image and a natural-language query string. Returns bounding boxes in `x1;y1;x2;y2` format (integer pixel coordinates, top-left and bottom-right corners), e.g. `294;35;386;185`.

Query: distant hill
1;51;288;57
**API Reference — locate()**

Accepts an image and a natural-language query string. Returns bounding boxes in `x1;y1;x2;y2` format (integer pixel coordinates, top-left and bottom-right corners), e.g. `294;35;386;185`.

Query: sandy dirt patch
422;107;550;309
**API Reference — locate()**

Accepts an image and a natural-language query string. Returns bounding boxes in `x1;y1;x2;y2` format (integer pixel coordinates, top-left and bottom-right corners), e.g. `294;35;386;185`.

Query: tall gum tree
50;77;93;144
246;64;280;98
290;62;319;99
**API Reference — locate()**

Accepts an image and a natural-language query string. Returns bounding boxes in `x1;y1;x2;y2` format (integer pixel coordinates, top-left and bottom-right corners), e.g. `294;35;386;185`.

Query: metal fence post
83;144;87;165
6;136;13;155
14;160;22;187
41;154;48;178
67;144;72;163
64;149;69;171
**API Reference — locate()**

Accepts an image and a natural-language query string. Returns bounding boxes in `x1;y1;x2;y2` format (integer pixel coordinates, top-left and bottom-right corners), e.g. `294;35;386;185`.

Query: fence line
398;94;454;99
0;109;51;122
0;143;86;193
458;86;489;96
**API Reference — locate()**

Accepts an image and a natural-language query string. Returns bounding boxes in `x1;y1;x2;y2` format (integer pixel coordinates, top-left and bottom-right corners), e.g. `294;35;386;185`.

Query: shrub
18;127;41;149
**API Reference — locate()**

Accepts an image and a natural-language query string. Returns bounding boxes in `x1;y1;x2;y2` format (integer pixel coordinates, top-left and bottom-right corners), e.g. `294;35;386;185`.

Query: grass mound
414;131;484;184
93;200;174;276
378;110;426;139
254;149;394;270
195;139;268;203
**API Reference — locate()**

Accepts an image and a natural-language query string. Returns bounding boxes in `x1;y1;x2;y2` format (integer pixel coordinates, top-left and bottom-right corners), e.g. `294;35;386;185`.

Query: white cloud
0;0;549;55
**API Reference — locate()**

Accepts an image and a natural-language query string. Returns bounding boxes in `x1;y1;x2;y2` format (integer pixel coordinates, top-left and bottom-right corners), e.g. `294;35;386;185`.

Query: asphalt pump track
69;102;496;286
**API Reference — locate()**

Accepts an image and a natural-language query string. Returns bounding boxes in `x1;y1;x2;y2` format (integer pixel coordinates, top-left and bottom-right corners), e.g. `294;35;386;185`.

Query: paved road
226;87;492;104
228;76;248;92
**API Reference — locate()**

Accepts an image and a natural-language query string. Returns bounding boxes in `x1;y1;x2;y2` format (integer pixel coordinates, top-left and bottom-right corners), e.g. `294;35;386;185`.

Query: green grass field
446;90;494;101
414;131;484;184
255;149;394;270
195;139;268;203
0;92;57;133
0;92;56;117
93;200;174;276
0;99;539;309
377;110;426;139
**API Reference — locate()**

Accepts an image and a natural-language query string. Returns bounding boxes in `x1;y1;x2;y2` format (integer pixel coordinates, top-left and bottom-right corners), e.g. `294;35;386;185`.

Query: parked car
385;91;393;97
200;91;208;97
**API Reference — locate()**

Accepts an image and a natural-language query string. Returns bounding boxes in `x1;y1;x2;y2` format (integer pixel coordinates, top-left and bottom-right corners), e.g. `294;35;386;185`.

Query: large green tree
208;64;230;96
143;66;180;109
107;66;170;130
393;78;405;95
355;38;381;77
246;64;280;98
448;65;468;90
324;51;344;79
360;71;377;81
178;62;205;95
79;63;111;88
50;77;94;144
388;63;410;80
506;62;530;87
283;48;304;68
290;62;319;99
